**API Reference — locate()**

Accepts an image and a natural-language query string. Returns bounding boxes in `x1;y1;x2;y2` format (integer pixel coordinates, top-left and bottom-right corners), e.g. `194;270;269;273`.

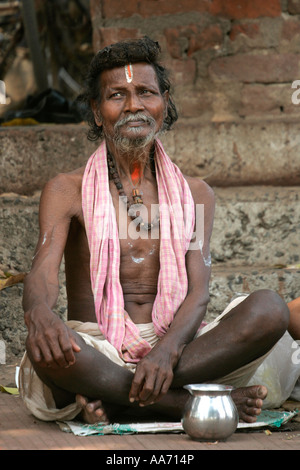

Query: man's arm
23;173;81;368
129;178;215;405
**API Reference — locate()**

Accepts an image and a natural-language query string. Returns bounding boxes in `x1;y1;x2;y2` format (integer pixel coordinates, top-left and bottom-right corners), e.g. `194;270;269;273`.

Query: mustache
114;112;156;130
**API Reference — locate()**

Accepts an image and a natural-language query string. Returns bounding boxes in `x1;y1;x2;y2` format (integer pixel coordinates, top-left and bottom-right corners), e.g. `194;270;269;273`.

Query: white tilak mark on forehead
125;63;133;83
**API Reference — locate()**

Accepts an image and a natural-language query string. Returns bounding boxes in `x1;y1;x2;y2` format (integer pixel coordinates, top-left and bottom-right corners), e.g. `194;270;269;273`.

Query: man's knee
246;289;289;336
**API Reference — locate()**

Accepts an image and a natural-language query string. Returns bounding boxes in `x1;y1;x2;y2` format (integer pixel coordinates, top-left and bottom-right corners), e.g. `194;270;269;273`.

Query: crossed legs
25;289;290;423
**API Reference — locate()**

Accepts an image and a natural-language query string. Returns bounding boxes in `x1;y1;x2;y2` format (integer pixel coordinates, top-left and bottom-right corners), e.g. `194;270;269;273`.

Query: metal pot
181;384;238;441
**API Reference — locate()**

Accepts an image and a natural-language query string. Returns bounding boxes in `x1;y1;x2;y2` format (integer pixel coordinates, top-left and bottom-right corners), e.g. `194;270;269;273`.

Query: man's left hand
129;347;177;406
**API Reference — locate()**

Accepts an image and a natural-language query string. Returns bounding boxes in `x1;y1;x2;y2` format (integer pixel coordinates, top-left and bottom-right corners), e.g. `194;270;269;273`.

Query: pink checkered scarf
82;139;195;363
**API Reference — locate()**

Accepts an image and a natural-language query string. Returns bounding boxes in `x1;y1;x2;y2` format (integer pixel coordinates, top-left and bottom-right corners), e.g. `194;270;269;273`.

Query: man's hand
129;346;179;406
25;305;81;368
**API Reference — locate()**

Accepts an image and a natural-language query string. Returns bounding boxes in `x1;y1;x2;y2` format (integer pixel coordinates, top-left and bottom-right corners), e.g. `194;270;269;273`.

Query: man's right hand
24;305;81;368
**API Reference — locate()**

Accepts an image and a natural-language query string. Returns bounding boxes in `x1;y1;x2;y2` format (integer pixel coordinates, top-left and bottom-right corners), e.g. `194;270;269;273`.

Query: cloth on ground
58;409;298;436
82;139;195;363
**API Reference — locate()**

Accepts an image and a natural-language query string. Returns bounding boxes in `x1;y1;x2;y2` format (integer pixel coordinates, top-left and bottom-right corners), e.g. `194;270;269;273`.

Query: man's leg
26;330;188;422
25;330;135;418
169;289;289;421
25;289;289;423
172;289;289;385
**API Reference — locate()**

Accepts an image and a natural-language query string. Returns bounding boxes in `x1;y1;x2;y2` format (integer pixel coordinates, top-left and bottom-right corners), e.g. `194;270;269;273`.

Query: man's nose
124;92;144;113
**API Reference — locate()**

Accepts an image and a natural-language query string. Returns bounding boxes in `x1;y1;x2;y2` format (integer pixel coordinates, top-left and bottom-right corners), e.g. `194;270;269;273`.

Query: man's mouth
115;113;155;131
125;120;147;127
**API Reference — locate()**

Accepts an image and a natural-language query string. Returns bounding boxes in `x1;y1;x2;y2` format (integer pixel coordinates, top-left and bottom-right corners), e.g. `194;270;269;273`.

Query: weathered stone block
208;266;300;320
93;26;141;51
210;0;281;19
2;120;300;193
209;53;300;83
163;120;300;186
97;0;210;19
240;83;300;116
91;0;282;21
211;186;300;267
0;125;97;194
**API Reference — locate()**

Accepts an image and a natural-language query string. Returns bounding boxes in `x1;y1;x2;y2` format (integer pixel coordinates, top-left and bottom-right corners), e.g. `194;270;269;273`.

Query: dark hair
76;36;178;141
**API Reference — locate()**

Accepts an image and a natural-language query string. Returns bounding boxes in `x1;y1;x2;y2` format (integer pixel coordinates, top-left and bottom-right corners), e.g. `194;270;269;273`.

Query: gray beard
104;112;162;153
112;129;159;153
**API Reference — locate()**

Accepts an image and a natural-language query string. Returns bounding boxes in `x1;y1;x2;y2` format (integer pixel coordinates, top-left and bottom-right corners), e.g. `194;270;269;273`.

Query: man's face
93;62;168;150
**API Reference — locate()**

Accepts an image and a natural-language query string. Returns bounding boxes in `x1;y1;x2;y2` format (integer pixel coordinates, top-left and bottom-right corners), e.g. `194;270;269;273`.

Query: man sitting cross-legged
19;37;289;425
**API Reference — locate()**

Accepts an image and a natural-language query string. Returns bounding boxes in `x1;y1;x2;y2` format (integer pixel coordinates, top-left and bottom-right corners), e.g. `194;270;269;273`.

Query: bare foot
231;385;268;423
76;394;109;424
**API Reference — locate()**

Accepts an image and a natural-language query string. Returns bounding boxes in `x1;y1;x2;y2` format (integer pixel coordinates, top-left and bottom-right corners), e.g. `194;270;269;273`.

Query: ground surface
1;364;300;452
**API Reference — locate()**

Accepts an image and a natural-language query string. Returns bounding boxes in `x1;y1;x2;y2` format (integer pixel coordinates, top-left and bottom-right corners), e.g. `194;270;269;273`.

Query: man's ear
91;99;102;126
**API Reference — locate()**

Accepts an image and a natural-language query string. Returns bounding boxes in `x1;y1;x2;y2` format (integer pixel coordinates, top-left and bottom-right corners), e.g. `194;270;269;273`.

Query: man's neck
106;140;155;184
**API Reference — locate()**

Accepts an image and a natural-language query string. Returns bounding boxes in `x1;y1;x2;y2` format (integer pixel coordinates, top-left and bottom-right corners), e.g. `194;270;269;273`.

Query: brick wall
90;0;300;123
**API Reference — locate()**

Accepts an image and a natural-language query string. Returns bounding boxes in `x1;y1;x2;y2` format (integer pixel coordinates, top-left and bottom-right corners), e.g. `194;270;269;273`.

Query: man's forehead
100;62;158;86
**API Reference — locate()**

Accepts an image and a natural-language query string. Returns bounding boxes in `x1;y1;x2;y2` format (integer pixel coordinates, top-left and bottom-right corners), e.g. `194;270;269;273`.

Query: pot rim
183;383;234;394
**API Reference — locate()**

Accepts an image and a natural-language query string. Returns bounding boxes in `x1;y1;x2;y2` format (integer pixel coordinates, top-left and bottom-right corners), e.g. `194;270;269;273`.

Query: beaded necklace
107;149;160;231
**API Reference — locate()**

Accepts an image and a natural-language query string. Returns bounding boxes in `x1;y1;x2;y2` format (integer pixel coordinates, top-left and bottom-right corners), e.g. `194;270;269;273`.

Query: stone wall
90;0;300;125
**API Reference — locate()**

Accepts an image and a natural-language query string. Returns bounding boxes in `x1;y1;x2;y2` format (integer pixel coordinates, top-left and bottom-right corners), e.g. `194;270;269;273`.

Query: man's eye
140;89;152;95
110;92;122;98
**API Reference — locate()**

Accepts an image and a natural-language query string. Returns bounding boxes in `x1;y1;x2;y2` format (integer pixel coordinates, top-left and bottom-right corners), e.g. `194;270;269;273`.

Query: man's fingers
151;374;173;404
139;370;174;406
129;368;145;403
41;329;71;368
57;331;81;366
30;329;79;368
38;340;58;368
29;342;43;364
129;359;174;406
27;329;56;367
70;336;81;353
138;375;156;404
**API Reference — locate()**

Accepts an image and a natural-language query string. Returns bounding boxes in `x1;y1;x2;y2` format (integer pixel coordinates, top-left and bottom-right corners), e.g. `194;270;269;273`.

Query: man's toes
248;385;268;400
95;407;108;422
76;394;88;408
246;397;263;409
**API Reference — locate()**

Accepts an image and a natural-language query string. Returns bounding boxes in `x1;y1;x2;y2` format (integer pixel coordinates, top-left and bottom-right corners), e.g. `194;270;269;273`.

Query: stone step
1;186;299;273
1;187;299;362
0;192;40;274
212;185;300;267
1;118;300;193
1;265;299;363
209;266;300;321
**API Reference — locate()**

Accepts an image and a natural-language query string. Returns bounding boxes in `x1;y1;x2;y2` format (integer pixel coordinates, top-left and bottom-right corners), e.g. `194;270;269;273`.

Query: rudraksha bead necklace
107;150;160;231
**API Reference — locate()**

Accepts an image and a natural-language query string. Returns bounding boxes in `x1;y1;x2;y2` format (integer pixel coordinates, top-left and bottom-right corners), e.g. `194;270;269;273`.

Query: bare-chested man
19;37;290;425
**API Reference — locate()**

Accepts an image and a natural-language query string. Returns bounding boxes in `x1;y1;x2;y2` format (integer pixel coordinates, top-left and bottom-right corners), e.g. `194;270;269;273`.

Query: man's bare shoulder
44;167;84;193
40;167;85;219
184;175;215;207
